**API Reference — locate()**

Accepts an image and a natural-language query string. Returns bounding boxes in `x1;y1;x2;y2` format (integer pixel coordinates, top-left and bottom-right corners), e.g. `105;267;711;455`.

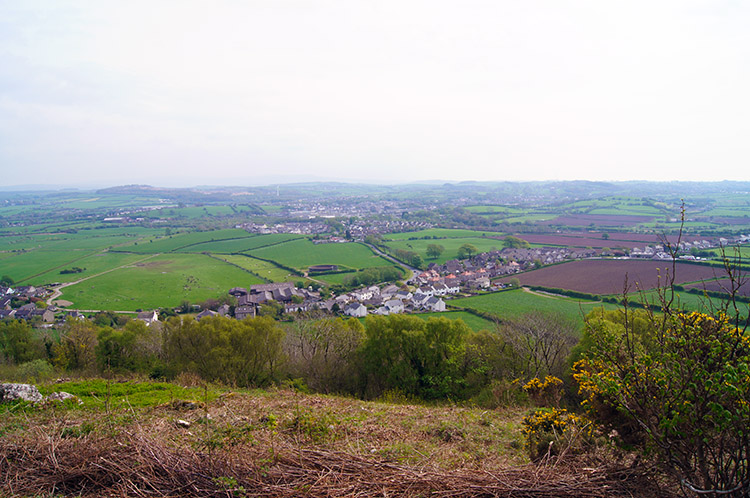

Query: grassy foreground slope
0;379;662;498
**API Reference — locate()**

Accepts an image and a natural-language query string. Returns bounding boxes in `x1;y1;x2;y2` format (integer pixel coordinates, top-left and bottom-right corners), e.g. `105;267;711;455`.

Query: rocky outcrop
0;383;43;403
46;391;81;404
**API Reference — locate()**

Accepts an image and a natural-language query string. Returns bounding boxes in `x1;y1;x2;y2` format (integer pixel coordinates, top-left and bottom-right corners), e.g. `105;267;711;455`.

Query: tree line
0;312;580;403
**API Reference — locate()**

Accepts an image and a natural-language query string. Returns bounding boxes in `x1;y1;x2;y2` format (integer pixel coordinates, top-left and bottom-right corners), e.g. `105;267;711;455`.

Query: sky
1;1;749;188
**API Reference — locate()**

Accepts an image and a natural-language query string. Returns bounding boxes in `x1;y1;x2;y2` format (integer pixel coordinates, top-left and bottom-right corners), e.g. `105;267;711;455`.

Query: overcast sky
1;1;748;188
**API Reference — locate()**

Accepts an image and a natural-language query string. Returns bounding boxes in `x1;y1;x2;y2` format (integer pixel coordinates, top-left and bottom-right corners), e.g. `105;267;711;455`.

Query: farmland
540;214;656;227
516;232;706;249
452;288;617;326
175;233;303;254
413;311;496;332
383;236;505;264
58;253;257;311
1;182;749;314
0;230;160;285
117;229;253;254
248;239;391;271
385;228;501;240
217;254;296;283
684;279;750;298
497;260;724;295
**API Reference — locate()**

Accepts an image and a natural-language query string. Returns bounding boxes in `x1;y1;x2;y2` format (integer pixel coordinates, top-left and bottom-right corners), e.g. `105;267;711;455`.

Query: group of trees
341;266;402;288
1;311;581;403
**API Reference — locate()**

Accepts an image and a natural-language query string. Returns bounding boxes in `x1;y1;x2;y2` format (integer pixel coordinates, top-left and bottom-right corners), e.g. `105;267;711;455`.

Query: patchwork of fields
1;188;748;316
59;253;258;311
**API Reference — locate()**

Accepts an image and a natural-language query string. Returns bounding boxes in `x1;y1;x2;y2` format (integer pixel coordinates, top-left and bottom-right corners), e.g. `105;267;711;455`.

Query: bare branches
0;428;671;498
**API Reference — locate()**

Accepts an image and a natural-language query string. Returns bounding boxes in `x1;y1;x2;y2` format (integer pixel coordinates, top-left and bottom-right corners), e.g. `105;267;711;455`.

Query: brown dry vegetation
0;387;671;497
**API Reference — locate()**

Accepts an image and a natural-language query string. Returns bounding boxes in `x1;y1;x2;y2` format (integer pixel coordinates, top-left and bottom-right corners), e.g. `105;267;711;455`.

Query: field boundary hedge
232;236;305;253
208;254;271;283
242;254;303;277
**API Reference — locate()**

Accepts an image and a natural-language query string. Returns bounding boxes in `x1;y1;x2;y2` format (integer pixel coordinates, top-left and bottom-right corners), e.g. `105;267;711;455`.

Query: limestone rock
0;383;43;403
46;391;82;404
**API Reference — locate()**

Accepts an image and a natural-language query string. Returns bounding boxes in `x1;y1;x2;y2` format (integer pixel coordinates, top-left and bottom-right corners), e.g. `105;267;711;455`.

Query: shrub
522;376;563;407
575;309;750;496
520;407;594;461
16;359;55;383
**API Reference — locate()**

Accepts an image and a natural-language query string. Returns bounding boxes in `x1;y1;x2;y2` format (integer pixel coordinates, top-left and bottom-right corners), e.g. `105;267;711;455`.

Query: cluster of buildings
339;284;448;317
417;247;597;290
237;222;330;235
0;285;56;323
629;234;749;260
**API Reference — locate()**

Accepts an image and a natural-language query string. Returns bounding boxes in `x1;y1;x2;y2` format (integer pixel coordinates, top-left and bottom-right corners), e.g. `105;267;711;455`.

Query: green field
464;206;524;215
248;239;390;271
0;228;164;283
177;233;303;254
499;214;557;224
117;229;253;253
414;311;496;332
633;289;745;315
384;237;504;264
452;289;618;327
60;253;256;311
567;197;667;216
312;265;405;286
27;252;149;286
312;271;358;285
217;254;295;283
0;250;104;283
138;205;236;219
386;228;500;240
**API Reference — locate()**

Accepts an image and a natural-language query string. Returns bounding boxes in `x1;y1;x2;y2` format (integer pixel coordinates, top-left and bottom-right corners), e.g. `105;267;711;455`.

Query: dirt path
47;253;162;306
521;286;556;299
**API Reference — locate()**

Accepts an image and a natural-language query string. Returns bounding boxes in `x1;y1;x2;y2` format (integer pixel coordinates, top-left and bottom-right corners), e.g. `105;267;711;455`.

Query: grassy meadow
452;288;617;326
117;229;252;254
217;254;296;283
177;233;304;254
384;237;504;264
59;253;256;310
248;239;391;271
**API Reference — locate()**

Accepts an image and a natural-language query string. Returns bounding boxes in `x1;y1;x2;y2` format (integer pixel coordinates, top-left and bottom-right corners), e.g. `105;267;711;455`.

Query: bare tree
498;311;578;379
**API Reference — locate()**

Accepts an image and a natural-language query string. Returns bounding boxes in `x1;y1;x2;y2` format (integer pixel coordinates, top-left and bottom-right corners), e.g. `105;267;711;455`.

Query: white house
433;283;448;296
136;310;159;326
384;299;404;314
343;302;367;318
411;292;431;308
424;297;446;312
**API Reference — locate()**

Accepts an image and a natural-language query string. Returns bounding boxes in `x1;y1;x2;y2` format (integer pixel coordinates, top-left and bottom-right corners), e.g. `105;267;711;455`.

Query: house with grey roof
343;302;367;318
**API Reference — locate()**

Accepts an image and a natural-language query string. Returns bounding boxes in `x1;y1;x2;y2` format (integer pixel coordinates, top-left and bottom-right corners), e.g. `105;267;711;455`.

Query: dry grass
0;387;673;497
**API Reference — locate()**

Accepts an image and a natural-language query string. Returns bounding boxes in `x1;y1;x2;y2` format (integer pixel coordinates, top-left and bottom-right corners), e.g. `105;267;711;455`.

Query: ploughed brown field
706;216;750;225
499;259;723;295
685;279;750;298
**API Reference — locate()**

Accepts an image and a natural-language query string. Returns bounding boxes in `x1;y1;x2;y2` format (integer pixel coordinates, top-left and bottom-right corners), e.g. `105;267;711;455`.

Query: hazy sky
1;1;748;187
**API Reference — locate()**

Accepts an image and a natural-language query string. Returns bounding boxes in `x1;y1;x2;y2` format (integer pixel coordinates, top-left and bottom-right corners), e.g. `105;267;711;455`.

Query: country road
365;243;417;282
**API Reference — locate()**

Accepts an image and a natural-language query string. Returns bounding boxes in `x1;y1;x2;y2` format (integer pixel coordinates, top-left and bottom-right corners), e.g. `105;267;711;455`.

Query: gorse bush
522;376;563;407
575;308;750;496
520;407;593;461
